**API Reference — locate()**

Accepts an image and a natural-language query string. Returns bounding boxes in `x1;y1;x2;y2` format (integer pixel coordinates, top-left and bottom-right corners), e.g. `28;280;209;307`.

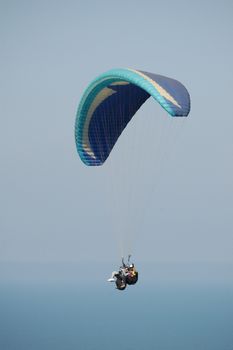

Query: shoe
107;278;115;282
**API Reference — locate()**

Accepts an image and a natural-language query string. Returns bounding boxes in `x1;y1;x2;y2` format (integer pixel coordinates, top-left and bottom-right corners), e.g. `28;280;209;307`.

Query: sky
1;0;233;266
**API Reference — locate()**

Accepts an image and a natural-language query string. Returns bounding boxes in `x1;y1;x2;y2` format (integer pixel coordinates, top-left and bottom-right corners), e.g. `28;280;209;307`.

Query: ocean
1;263;233;350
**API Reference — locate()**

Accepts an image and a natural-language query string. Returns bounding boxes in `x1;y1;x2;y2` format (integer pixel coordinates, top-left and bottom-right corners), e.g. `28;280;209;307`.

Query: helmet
129;263;134;268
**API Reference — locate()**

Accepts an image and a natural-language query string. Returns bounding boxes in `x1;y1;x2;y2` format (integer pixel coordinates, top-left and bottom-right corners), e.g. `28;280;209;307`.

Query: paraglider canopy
75;68;190;166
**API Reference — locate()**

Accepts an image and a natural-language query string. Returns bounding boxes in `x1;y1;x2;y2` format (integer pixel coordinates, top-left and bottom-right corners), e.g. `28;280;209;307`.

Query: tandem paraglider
75;68;191;291
107;255;138;291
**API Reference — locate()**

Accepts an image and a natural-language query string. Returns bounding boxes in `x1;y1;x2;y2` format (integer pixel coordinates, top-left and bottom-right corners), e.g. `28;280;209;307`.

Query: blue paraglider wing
75;68;190;166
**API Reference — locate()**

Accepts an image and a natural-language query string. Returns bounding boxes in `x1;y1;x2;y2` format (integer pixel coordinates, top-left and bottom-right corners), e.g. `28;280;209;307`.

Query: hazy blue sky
1;0;233;265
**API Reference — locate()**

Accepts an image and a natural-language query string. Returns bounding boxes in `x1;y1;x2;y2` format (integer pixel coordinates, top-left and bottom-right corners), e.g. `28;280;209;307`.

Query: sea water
1;263;233;350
